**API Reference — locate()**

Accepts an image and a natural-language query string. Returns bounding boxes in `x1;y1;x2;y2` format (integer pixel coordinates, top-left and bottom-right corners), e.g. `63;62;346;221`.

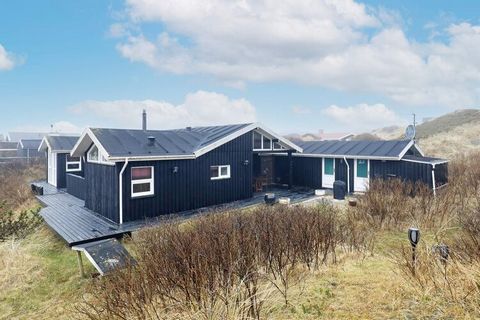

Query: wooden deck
33;181;129;246
33;181;319;246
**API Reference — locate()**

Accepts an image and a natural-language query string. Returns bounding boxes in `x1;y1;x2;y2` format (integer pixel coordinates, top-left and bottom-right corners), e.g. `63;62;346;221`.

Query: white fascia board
398;140;415;159
38;137;51;152
71;128;110;159
109;154;196;162
292;153;399;161
401;158;449;165
18;140;24;149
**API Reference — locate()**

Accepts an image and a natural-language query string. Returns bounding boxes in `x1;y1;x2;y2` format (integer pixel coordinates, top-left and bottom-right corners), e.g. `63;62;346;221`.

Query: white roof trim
38;137;51;152
292;153;399;160
401;158;449;165
253;123;303;153
71;128;111;159
17;140;24;149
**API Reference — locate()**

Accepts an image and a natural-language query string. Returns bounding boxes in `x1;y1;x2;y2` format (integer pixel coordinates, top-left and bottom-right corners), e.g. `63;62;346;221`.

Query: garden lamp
408;227;420;248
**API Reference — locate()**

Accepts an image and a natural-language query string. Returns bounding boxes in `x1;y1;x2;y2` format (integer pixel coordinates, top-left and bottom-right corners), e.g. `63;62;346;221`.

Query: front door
48;150;57;186
322;158;335;188
354;159;369;192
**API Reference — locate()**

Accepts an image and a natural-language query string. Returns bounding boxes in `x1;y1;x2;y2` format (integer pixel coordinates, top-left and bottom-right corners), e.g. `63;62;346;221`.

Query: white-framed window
131;166;154;198
87;144;114;165
210;165;230;180
253;130;282;151
66;155;82;172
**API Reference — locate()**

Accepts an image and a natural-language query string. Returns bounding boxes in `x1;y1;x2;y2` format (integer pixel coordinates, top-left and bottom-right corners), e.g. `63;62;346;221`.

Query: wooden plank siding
370;160;433;187
84;162;120;223
66;173;86;200
121;132;254;223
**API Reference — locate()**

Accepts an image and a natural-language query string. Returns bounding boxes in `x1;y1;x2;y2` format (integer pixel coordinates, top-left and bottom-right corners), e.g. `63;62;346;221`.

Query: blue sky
0;0;479;136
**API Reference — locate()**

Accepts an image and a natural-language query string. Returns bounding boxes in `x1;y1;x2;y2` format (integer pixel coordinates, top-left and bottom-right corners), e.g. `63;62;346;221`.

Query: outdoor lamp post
408;227;420;275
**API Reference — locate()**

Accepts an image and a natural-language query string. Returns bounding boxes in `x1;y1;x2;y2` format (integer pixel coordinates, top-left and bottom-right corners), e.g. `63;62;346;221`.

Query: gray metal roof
297;140;413;159
8;132;47;142
91;123;253;158
19;139;42;150
0;141;17;150
46;135;80;152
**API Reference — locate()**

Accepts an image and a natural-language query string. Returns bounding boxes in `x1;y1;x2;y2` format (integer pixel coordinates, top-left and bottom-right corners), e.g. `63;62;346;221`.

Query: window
273;142;283;150
253;130;277;151
87;145;99;162
262;136;271;149
87;144;114;165
324;158;334;175
66;155;82;172
356;160;368;178
253;132;262;149
210;165;230;180
131;166;154;198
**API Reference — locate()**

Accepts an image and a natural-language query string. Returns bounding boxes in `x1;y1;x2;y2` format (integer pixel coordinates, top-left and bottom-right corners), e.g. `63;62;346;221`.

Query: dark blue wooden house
273;140;448;194
70;123;302;224
39;135;83;189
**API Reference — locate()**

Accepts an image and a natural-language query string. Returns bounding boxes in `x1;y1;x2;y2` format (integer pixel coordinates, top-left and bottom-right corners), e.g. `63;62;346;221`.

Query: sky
1;0;480;136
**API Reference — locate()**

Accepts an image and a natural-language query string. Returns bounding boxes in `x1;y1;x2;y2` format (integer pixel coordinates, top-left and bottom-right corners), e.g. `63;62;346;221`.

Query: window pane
220;166;228;176
67;155;80;162
253;132;262;149
89;146;98;161
273;142;282;149
324;158;334;175
357;160;368;178
263;136;271;149
67;163;80;170
133;182;151;193
210;166;219;178
132;167;152;180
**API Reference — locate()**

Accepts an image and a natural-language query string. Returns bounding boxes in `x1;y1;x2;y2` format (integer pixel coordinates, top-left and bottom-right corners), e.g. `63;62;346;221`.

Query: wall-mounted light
172;166;179;174
243;160;249;166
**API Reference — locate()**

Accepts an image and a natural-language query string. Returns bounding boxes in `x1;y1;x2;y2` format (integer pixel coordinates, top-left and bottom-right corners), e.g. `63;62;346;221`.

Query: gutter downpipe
344;156;350;194
432;163;436;197
119;158;129;225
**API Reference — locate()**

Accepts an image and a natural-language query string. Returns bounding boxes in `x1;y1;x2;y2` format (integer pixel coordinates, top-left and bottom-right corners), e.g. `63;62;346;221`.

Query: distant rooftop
7;132;47;142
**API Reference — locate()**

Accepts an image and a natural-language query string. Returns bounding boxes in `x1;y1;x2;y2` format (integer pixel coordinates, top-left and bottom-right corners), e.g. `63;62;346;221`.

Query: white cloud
113;0;480;108
14;121;81;134
70;90;257;129
0;44;17;71
322;103;406;132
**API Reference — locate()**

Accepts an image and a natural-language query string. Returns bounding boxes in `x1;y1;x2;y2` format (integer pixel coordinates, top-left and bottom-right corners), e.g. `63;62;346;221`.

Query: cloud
70;90;257;129
0;44;17;71
322;103;406;132
113;0;480;108
13;121;81;134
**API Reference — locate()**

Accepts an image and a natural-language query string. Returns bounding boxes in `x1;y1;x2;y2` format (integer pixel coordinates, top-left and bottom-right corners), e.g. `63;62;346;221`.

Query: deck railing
67;173;86;201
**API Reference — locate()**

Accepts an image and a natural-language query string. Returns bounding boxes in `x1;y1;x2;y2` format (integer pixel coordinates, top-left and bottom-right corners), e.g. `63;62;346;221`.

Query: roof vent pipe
142;109;147;131
186;126;192;131
147;136;156;146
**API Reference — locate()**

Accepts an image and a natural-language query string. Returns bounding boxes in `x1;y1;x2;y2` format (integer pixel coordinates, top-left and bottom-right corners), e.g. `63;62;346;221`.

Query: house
273;140;448;194
7;131;47;142
38;135;83;188
68;123;301;224
0;141;18;158
17;139;45;159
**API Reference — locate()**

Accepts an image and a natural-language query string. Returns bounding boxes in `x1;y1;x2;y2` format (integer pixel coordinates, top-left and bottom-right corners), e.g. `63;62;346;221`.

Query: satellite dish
405;125;416;140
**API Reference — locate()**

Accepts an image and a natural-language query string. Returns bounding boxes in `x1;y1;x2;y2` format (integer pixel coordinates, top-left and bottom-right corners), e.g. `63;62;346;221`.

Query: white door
354;159;369;192
322;158;335;188
47;150;57;187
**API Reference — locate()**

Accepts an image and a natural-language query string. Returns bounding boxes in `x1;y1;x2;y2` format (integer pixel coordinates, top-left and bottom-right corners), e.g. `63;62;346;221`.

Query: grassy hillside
415;109;480;139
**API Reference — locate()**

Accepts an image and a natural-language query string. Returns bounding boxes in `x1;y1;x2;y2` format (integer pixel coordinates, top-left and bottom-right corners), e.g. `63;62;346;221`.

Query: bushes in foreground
76;204;370;320
0;201;42;241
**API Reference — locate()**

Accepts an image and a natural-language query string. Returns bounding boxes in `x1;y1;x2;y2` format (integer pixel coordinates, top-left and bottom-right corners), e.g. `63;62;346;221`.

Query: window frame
131;166;155;198
356;159;369;178
86;144;114;166
252;131;280;151
210;165;231;180
66;155;82;172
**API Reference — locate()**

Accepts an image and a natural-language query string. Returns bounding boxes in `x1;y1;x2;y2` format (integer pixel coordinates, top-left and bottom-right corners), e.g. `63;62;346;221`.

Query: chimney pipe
147;136;156;146
142;109;147;131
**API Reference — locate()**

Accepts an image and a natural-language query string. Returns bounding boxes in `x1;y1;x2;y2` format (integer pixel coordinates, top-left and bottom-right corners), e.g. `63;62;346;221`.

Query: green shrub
0;201;42;241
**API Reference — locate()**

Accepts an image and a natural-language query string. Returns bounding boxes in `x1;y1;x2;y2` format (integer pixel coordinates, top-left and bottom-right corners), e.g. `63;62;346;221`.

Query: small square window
131;166;154;198
210;165;230;180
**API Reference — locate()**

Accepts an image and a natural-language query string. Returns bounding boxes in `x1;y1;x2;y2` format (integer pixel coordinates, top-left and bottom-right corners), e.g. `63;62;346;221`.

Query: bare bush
76;203;367;320
0;162;45;208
